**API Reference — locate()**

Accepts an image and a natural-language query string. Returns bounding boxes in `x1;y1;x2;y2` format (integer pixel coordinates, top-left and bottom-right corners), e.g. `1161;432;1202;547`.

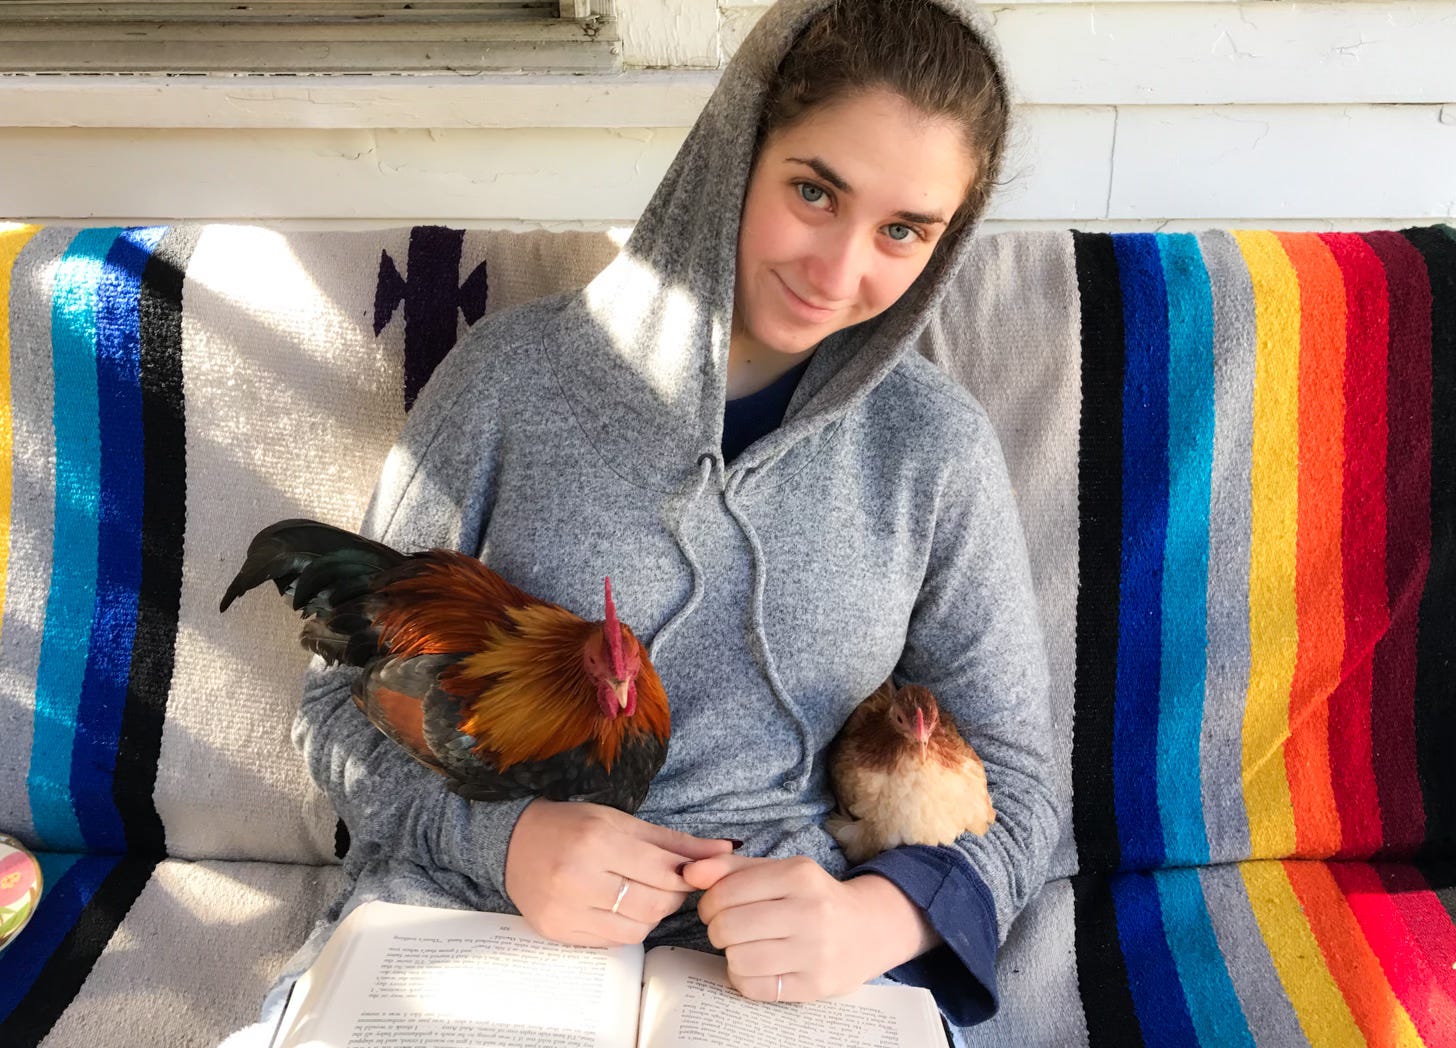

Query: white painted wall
2;0;1453;230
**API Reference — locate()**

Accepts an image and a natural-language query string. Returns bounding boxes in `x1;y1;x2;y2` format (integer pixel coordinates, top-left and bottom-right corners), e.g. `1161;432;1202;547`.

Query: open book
270;900;945;1047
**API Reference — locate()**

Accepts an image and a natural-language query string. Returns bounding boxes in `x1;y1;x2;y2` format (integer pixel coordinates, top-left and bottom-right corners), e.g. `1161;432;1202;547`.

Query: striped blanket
0;223;1452;1046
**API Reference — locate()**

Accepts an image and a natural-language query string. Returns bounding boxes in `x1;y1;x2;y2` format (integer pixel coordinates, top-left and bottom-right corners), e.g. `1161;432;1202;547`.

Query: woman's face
733;86;976;359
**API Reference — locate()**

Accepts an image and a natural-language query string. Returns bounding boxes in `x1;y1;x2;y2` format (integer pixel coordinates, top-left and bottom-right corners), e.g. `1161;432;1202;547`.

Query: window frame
0;1;620;75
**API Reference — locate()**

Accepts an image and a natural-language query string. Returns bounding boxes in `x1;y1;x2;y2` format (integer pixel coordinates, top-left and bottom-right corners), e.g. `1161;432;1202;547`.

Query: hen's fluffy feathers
827;679;995;863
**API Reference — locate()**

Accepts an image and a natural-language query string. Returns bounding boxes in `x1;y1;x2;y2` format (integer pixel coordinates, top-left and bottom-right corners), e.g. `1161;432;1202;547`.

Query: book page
273;901;643;1048
636;947;944;1048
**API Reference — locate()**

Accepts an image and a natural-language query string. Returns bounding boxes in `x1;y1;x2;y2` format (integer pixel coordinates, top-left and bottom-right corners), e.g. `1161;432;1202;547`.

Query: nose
803;225;867;304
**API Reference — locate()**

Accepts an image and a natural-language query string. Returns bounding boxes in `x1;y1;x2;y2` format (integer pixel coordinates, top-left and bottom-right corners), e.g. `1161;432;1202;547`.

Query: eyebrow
784;155;948;226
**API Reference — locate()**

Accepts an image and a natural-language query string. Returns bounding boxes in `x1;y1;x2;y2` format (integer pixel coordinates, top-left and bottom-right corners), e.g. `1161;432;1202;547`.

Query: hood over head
542;0;1010;493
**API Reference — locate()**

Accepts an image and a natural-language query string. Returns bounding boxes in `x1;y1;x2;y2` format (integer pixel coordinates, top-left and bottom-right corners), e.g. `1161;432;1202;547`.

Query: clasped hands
503;799;932;1004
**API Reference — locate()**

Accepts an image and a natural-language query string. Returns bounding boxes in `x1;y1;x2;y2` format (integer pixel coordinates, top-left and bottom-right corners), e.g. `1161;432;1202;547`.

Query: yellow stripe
1235;230;1301;858
0;225;41;646
1241;861;1366;1045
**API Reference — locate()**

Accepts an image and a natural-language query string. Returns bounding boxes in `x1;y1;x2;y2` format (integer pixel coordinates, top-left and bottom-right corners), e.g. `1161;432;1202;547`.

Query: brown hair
755;0;1012;245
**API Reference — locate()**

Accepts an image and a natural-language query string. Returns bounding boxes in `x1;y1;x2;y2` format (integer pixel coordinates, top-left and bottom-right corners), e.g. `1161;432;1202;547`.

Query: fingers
680;852;765;893
704;896;798;952
591;870;685;926
625;817;738;862
732;971;800;1004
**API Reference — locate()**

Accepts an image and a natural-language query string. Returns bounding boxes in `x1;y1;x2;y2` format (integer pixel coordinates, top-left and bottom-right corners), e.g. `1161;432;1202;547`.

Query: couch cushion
0;853;347;1048
971;859;1456;1046
0;224;621;865
928;225;1456;876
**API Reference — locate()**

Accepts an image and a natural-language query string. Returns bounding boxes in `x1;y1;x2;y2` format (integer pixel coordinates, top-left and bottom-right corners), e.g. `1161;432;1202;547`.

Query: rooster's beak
611;679;631;711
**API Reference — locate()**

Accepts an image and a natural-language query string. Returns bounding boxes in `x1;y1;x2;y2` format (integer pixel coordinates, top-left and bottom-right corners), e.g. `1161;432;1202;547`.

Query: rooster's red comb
603;577;627;677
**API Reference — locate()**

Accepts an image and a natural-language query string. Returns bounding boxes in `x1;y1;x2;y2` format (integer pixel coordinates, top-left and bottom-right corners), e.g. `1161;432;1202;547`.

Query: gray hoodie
282;0;1059;1031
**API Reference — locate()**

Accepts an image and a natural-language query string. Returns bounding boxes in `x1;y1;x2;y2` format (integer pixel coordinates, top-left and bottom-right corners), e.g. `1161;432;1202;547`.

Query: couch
0;221;1451;1047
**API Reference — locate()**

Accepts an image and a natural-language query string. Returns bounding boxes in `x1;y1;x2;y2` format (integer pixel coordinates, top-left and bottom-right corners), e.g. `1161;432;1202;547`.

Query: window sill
0;70;719;130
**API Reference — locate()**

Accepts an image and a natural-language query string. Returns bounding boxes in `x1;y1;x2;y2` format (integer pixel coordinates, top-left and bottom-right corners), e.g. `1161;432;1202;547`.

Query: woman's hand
683;855;938;1002
504;798;735;948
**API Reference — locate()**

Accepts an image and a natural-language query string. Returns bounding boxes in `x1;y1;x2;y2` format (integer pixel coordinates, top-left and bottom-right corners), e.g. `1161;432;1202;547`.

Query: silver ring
610;877;630;915
775;974;782;1003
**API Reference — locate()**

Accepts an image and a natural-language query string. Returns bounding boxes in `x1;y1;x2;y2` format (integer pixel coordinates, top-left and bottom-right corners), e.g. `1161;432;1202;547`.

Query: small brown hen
827;678;995;864
219;519;670;813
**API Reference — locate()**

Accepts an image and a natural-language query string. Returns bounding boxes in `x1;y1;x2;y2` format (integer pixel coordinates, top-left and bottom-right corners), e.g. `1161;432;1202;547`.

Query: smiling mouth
774;272;834;315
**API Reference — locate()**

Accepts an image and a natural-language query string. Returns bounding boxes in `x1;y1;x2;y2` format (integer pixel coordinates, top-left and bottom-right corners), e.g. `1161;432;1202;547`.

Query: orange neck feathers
446;603;670;772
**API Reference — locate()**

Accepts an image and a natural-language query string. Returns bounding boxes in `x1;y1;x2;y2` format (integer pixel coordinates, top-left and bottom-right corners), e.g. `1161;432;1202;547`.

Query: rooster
826;679;995;864
219;519;671;813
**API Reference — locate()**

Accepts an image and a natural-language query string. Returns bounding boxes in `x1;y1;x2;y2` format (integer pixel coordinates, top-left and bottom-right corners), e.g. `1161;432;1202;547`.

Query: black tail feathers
218;518;406;615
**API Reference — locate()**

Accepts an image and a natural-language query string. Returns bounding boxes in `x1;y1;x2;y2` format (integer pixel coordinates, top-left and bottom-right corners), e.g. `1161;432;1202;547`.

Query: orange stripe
1284;861;1423;1046
1275;232;1346;859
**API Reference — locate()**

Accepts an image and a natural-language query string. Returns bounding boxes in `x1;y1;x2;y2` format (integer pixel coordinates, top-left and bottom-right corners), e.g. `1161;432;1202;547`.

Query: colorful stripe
13;227;194;855
1276;231;1345;860
29;228;119;851
0;227;39;653
1074;860;1456;1046
1112;234;1171;870
1363;230;1431;857
1324;232;1388;861
1157;233;1214;867
1235;229;1303;861
1071;226;1456;869
76;228;164;854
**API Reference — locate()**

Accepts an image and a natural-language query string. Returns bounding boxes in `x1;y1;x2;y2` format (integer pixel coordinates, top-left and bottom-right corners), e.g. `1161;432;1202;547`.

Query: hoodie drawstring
722;473;814;791
647;454;714;666
650;454;813;792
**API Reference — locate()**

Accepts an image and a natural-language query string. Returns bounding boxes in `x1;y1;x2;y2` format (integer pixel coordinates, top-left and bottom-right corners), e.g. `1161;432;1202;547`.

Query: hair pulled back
755;0;1012;243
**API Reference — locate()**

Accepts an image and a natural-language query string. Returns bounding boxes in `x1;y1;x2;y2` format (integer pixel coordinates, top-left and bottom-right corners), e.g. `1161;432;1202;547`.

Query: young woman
254;0;1059;1041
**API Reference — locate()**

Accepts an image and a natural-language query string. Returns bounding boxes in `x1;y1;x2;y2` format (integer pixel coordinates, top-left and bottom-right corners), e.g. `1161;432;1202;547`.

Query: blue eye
886;224;916;242
797;182;827;205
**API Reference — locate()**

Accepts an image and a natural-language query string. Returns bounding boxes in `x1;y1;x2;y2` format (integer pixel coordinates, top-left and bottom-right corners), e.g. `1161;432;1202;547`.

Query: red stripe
1378;865;1456;1002
1330;862;1456;1045
1284;861;1415;1047
1318;233;1388;859
1362;232;1432;856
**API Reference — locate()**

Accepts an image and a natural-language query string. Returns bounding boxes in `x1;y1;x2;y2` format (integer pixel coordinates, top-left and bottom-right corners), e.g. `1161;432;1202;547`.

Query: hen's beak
915;709;931;747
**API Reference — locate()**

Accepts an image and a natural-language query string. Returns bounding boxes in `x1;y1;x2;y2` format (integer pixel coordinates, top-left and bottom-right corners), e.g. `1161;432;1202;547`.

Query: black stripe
0;857;156;1048
114;226;199;858
1071;231;1125;875
335;818;351;860
1403;224;1456;858
1071;873;1142;1047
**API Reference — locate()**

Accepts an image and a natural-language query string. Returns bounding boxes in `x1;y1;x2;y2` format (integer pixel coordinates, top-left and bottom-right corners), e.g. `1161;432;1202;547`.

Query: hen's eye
797;183;828;207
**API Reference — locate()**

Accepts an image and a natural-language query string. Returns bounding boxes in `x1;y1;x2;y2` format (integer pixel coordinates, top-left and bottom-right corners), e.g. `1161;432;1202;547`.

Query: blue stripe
29;228;121;850
1113;233;1170;869
73;227;164;853
1156;234;1215;867
1156;869;1256;1047
1112;871;1199;1046
0;852;115;1019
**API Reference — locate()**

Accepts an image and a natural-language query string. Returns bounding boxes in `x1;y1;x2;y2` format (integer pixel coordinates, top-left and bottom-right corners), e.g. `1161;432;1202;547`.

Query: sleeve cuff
847;845;999;1027
434;793;535;901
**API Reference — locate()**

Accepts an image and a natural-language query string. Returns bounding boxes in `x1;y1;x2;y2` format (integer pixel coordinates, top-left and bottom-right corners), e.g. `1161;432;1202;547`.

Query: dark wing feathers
219;518;405;613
